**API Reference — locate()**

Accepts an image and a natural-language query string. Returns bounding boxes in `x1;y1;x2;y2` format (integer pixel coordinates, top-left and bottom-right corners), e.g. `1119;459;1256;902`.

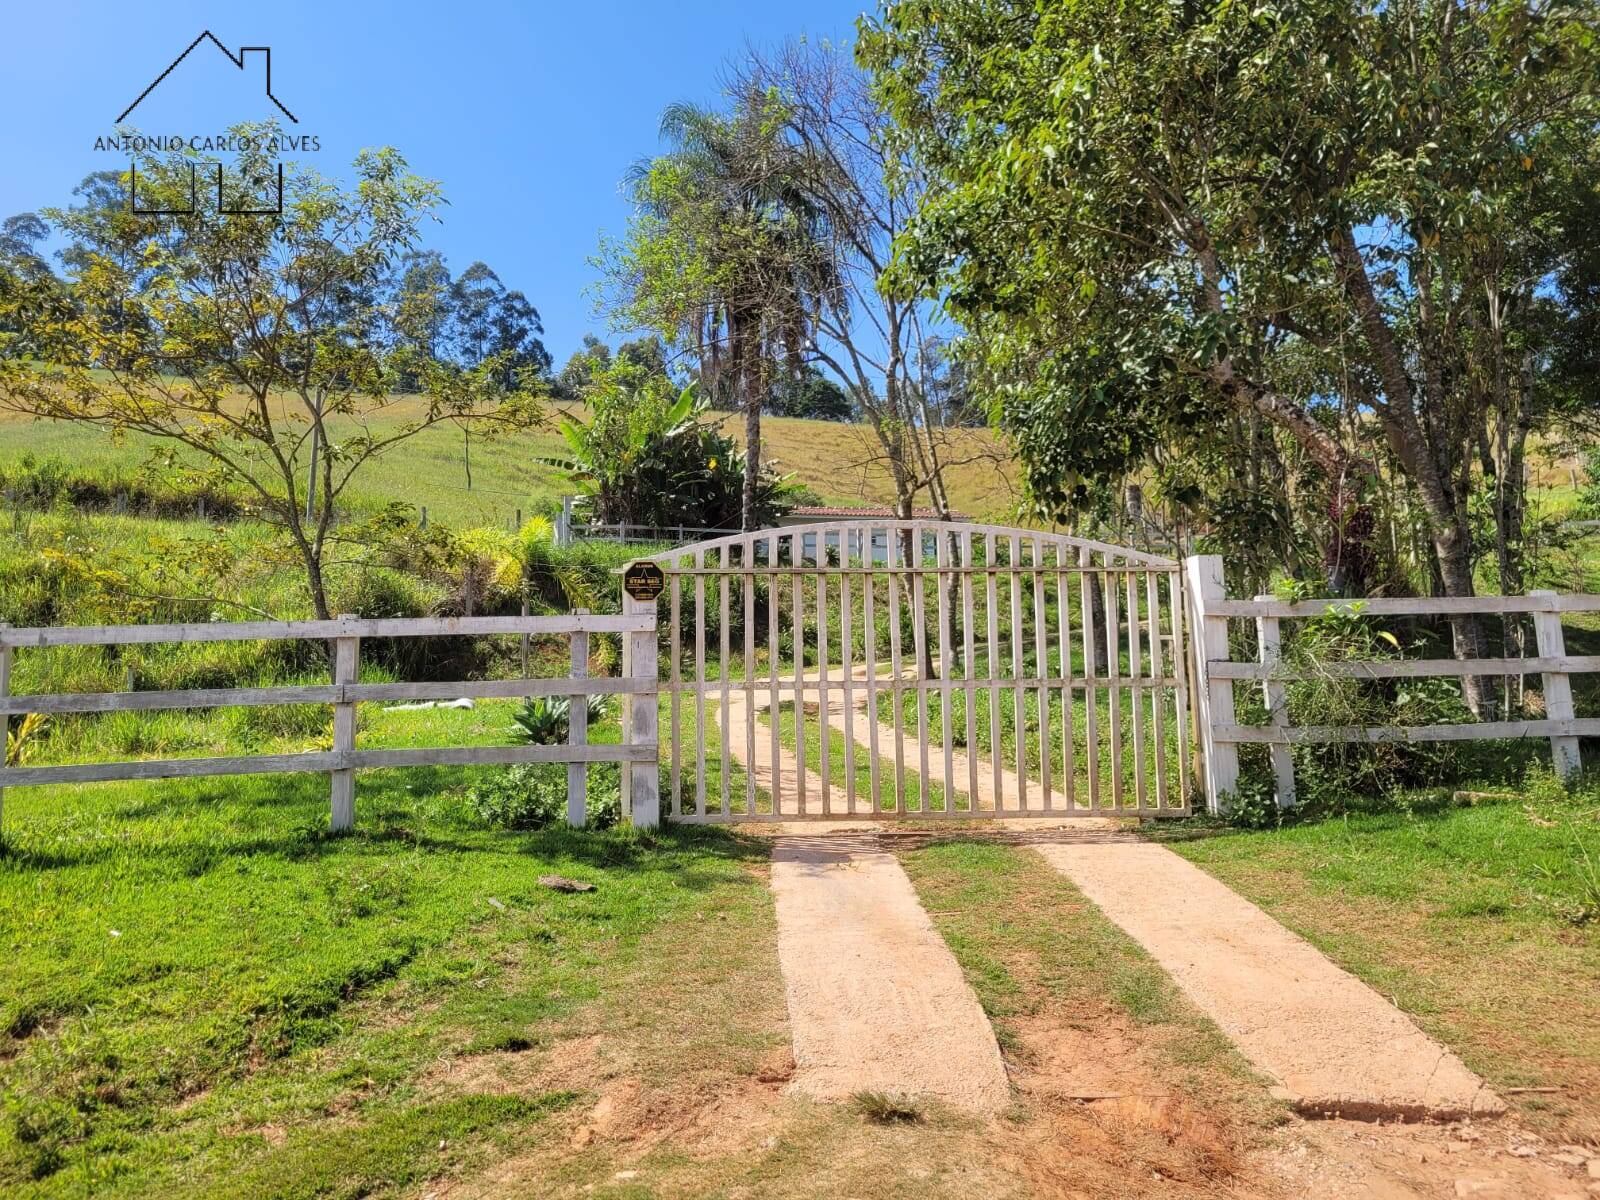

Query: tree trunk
1329;225;1491;716
303;547;331;622
742;386;761;532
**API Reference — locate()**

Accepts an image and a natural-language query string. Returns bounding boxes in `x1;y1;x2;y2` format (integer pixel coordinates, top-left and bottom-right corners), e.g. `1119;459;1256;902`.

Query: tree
727;40;998;534
863;0;1600;714
0;126;537;620
446;260;551;387
600;98;836;530
767;365;852;420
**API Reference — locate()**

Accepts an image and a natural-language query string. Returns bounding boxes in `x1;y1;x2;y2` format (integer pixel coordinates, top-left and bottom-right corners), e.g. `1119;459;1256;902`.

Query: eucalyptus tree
601;98;836;530
862;0;1600;713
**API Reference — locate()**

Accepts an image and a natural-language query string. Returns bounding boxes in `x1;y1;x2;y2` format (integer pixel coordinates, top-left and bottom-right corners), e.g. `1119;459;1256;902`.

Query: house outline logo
105;30;320;217
118;30;297;125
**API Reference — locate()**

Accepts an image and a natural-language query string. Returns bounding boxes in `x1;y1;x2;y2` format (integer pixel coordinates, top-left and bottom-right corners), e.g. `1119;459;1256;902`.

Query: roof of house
787;504;969;521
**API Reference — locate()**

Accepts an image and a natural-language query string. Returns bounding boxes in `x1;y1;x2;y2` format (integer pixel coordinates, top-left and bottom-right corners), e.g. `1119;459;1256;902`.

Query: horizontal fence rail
1187;558;1591;812
0;613;660;834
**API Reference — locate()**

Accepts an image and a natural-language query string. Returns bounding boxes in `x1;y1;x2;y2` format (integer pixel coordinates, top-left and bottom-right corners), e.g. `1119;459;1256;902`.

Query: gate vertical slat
1169;570;1193;811
670;570;682;817
1079;547;1100;813
936;529;956;816
841;528;858;813
864;538;882;814
1032;539;1053;811
1126;570;1147;810
1056;553;1077;811
1146;570;1168;811
888;531;907;814
767;535;782;819
719;550;731;819
1104;567;1123;810
961;531;980;812
695;549;707;817
1009;535;1027;811
816;532;832;815
912;524;932;814
743;546;756;816
986;536;1004;811
792;565;807;817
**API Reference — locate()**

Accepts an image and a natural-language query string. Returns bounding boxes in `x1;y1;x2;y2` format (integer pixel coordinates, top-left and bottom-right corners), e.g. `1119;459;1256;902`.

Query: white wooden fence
1188;554;1596;812
0;613;662;834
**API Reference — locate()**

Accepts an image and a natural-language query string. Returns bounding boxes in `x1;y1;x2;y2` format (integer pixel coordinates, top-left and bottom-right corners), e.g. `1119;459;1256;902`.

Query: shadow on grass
0;768;774;884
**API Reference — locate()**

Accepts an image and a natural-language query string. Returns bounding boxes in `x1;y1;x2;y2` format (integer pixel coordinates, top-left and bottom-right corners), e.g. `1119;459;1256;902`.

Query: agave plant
509;694;611;745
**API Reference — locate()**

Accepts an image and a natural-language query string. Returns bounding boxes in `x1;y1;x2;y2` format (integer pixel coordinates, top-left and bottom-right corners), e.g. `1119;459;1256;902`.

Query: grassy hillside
0;400;1022;528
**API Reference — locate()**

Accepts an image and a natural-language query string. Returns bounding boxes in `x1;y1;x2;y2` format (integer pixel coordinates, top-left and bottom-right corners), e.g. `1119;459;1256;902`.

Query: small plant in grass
849;1090;925;1124
508;695;609;745
1219;770;1295;830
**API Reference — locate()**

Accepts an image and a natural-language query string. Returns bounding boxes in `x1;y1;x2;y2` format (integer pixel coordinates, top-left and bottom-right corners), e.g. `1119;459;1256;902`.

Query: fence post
568;612;590;827
330;614;361;832
1184;555;1238;813
557;496;573;548
1531;590;1581;780
0;622;10;839
1255;596;1296;808
621;580;660;829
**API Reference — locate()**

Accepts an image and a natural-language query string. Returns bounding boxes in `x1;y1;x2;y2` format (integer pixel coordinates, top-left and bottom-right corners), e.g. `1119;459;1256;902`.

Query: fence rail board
0;613;652;649
0;613;659;833
1187;555;1600;809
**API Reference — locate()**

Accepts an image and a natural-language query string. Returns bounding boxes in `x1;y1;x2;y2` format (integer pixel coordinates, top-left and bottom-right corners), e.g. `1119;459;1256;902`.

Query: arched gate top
642;519;1176;570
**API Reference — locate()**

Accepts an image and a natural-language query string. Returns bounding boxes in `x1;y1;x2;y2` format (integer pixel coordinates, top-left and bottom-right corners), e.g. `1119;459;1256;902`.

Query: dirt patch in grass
997;1011;1244;1195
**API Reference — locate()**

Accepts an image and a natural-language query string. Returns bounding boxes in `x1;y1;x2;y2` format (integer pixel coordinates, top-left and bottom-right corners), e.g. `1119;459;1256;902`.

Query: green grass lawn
1163;772;1600;1142
0;759;775;1196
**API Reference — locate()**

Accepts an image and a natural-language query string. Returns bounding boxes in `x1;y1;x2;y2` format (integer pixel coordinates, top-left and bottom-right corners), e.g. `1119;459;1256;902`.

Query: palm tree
626;99;837;530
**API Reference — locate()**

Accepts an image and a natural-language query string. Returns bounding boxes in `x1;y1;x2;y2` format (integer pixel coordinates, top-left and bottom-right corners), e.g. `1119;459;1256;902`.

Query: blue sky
0;0;871;365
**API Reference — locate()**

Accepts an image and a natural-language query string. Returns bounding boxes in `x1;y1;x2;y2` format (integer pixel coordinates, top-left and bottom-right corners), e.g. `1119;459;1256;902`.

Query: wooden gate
645;521;1193;822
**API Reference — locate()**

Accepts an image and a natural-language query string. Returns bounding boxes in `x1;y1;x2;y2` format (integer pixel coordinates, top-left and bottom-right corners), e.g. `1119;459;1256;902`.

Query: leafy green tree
447;261;550;387
863;0;1600;712
0;126;537;619
767;366;853;420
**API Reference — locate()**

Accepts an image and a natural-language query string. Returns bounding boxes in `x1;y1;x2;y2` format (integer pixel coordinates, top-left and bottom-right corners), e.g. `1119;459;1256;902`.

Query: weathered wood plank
1531;590;1582;780
670;572;682;817
1207;655;1600;681
1009;535;1027;811
1212;719;1600;745
330;619;359;832
0;614;654;648
962;531;981;810
1080;548;1101;813
1206;594;1600;619
1255;597;1295;808
569;625;589;827
0;676;656;716
1032;540;1053;811
936;529;956;817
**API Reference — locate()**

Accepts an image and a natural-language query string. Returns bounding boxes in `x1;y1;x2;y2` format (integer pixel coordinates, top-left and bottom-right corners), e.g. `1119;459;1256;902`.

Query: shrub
332;567;435;620
465;762;622;830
